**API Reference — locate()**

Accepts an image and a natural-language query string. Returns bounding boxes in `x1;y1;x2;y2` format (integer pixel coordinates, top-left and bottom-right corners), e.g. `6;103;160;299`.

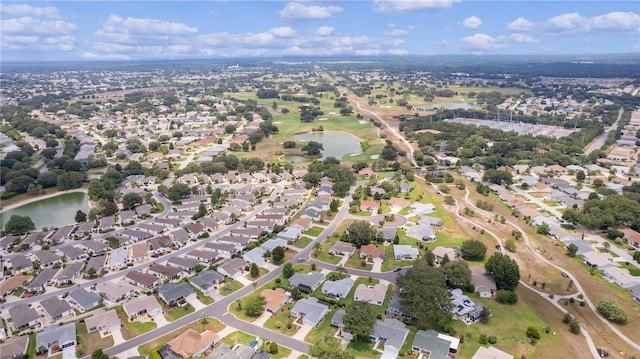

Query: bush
569;319;581;334
562;313;573;324
488;336;497;344
269;342;278;354
479;334;488;344
580;301;586;307
526;326;541;340
596;298;628;324
496;290;518;304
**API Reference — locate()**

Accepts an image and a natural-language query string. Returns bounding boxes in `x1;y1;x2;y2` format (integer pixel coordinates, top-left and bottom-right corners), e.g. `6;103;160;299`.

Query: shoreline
0;188;90;214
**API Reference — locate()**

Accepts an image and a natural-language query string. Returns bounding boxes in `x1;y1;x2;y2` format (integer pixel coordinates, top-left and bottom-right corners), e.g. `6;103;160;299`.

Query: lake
0;191;88;230
280;155;307;163
294;131;362;160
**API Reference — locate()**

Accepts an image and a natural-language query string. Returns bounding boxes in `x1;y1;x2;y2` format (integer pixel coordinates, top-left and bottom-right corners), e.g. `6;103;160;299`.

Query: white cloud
436;39;449;48
278;2;343;20
460;33;507;51
1;16;77;34
97;15;197;41
0;4;61;18
385;28;409;36
313;26;334;36
543;12;588;33
373;0;459;13
589;12;640;32
507;17;535;31
462;16;482;29
388;48;409;55
269;26;297;38
2;33;75;51
81;52;131;61
510;33;538;43
355;49;381;56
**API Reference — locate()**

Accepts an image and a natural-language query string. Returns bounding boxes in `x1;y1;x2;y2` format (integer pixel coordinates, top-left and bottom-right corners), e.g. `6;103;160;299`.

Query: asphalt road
583;107;623;156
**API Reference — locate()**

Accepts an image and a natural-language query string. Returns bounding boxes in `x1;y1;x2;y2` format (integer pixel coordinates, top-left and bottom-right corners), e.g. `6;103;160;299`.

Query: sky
1;1;639;62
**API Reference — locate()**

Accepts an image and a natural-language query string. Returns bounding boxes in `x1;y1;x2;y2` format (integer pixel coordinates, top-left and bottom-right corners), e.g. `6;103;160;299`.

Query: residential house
69;288;101;312
79;240;109;255
147;264;183;281
261;238;288;252
386;291;416;320
329;241;356;257
332;309;346;328
190;270;224;292
360;200;380;213
419;216;443;227
206;343;255;359
167;329;220;358
450;289;485;324
85;255;106;275
360;244;385;263
57;246;88;261
376;228;397;242
582;251;618;270
359;168;375;178
10;255;33;274
471;346;513;359
149;236;173;256
321;278;355;299
409;203;435;216
432;247;458;265
354;283;388;305
0;275;30;298
399;183;412;193
411;330;460;359
291;218;313;231
243;247;267;267
388;197;409;211
620;228;640;248
291;297;330;327
406;224;436;242
602;267;640;288
8;303;40;331
40;296;73;322
125;271;162;290
157;282;196;306
261;287;290;314
300;208;321;222
106;248;128;270
36;322;76;356
56;262;84;285
186;249;219;264
289;272;325;293
231;228;264;240
33;250;62;269
0;336;29;359
27;268;59;292
393;245;419;260
203;242;237;258
629;284;640;304
217;258;246;278
123;295;162;319
217;236;251;250
167;256;200;273
169;228;191;246
85;309;121;334
370;318;409;359
470;267;497;298
277;227;302;242
96;281;138;303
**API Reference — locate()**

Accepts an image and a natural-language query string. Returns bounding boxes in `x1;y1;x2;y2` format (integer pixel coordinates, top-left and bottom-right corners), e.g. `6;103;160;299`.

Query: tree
485;253;520;291
192;203;207;220
460;239;487;261
576;170;586;182
346;220;375;247
596;298;628;324
569;319;581;334
302;141;324;156
250;263;260;278
440;260;472;289
269;342;278;354
122;192;143;209
107;236;119;249
566;243;578;257
343;302;377;340
396;260;451;326
495;290;518;304
536;222;550;235
283;262;295;279
272;246;285;264
244;296;264;317
309;337;354;359
526;326;541;340
4;215;35;235
283;141;296;149
88;180;105;201
92;349;109;359
75;210;87;223
482;169;513;185
504;239;516;252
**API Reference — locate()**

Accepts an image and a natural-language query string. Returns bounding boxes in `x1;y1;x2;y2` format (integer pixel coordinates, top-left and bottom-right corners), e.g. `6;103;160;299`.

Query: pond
0;191;88;230
413;102;475;111
294;131;362;160
280;155;307;163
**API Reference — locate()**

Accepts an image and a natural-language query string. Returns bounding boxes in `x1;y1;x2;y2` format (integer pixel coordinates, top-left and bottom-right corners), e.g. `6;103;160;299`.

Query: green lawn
263;303;299;336
305;310;338;342
229;294;262;322
292;236;313;249
222;330;256;346
345;251;373;271
193;286;215;305
75;319;114;356
27;334;36;358
114;305;157;339
315;236;343;265
164;304;195;322
219;278;244;296
304;226;325;237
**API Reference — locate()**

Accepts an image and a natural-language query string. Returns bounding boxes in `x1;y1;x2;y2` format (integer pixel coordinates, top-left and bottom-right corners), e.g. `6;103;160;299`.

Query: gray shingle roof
69;288;101;311
158;282;195;304
289;272;324;291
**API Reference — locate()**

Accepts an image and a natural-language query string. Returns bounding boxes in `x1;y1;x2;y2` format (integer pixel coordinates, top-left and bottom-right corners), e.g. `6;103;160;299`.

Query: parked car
561;271;569;278
393;267;402;272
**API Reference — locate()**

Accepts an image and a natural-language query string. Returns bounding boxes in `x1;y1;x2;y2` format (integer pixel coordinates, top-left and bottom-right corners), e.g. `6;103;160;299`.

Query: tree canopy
343;302;377;340
485;253;520;291
4;214;35;235
345;220;375;248
309;337;354;359
460;239;487;261
396;260;451;327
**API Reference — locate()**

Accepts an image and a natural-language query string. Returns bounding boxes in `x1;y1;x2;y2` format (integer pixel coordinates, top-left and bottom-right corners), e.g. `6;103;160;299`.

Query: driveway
152;313;169;327
187;297;206;311
62;346;76;359
253;311;272;327
111;329;126;345
292;324;313;341
371;260;383;273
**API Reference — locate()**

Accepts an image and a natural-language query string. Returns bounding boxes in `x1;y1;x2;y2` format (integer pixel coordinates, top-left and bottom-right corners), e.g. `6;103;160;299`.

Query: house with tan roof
167;329;220;358
123;295;162;319
354;283;388;305
329;241;356;257
620;228;640;248
261;287;290;314
389;197;410;211
360;244;385;263
360;200;380;213
85;309;121;334
291;217;313;231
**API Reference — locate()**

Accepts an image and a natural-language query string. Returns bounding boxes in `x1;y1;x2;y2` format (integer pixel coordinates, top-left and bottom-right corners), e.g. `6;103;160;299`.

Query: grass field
263;302;299;336
75;320;114;356
219;278;244;296
163;303;195;322
114;305;157;339
304;226;325;237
